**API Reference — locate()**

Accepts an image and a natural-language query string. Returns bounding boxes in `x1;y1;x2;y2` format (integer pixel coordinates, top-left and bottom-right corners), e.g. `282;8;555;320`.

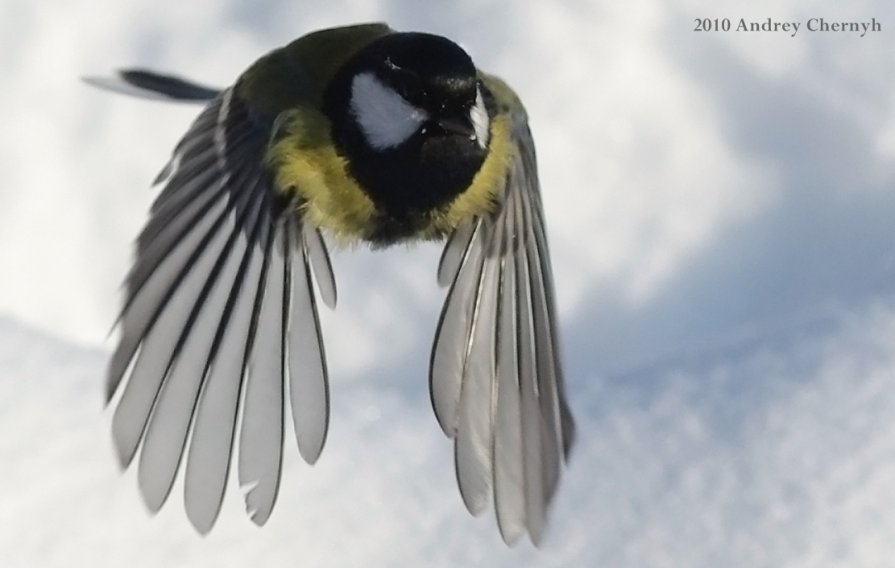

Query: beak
436;115;477;140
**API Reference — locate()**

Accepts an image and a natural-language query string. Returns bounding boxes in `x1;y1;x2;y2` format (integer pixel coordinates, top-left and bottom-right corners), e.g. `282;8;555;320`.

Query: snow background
2;0;894;566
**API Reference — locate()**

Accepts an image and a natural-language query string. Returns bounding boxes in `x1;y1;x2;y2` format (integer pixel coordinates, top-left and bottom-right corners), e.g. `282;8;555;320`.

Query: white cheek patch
470;87;490;150
350;72;429;151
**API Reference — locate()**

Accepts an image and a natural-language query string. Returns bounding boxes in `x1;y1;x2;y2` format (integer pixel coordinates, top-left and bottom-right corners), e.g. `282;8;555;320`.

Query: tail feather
84;69;221;102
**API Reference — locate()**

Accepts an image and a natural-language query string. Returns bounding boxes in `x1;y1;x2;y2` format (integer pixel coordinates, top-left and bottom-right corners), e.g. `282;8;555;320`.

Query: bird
88;22;575;545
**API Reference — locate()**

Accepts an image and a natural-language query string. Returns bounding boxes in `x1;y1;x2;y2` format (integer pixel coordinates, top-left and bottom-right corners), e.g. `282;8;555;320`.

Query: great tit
91;22;575;545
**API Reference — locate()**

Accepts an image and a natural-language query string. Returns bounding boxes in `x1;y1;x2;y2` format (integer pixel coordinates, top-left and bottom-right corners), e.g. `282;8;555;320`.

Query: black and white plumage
106;88;335;531
430;104;575;543
95;23;573;545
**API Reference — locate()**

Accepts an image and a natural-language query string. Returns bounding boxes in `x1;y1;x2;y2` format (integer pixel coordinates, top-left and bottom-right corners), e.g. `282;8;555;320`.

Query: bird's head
344;32;490;152
324;32;492;238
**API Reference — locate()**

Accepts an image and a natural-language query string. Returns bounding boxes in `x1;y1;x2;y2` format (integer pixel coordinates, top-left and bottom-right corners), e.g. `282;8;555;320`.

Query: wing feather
107;83;336;532
437;220;476;287
111;194;231;467
516;241;548;544
184;191;267;532
429;221;486;434
286;220;331;464
430;84;574;545
136;206;241;511
238;220;286;526
304;224;337;310
454;216;502;515
492;190;525;544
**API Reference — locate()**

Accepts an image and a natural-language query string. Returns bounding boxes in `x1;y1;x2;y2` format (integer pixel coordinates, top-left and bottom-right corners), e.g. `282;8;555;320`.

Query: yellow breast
265;83;514;246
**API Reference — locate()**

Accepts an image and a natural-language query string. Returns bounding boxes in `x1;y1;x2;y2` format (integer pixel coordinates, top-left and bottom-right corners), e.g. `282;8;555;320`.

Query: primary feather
106;82;334;532
429;76;574;544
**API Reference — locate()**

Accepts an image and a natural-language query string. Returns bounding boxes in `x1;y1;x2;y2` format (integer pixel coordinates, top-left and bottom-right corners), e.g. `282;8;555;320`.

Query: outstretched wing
105;84;337;533
429;80;575;546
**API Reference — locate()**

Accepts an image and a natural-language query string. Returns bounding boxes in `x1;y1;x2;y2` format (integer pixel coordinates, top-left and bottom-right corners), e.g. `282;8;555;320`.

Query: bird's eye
395;79;428;106
381;59;428;105
384;57;403;74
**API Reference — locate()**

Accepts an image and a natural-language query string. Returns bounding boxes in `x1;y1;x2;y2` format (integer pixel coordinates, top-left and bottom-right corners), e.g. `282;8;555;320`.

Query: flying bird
89;22;575;545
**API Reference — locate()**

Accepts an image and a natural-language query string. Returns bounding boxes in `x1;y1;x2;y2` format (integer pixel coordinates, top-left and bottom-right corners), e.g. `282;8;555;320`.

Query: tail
83;69;221;102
